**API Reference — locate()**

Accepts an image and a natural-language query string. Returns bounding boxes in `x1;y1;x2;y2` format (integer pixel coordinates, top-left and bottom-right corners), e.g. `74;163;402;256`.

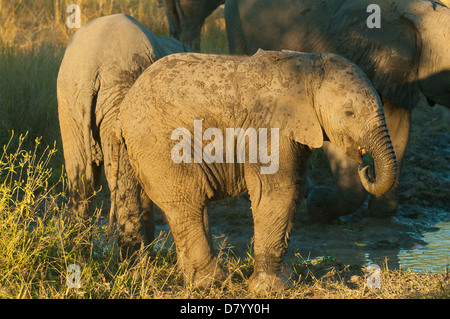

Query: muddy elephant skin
110;50;397;291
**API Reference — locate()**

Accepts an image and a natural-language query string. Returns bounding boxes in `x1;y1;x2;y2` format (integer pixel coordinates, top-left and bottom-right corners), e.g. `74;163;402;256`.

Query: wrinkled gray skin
225;0;450;222
161;0;224;51
57;14;190;255
110;50;397;291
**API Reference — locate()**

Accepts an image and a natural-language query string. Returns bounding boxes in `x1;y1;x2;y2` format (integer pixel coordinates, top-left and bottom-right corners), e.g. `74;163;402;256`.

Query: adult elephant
57;14;190;255
110;50;397;291
161;0;225;51
225;0;450;221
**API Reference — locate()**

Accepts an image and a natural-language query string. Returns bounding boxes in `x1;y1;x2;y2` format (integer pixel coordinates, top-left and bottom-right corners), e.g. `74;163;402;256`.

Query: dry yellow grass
0;0;227;51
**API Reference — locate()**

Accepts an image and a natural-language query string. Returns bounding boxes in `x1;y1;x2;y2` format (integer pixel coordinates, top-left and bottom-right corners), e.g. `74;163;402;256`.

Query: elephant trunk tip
357;148;398;197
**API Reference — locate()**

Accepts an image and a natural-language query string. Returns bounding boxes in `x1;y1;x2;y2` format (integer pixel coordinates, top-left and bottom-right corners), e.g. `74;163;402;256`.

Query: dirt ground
152;97;449;272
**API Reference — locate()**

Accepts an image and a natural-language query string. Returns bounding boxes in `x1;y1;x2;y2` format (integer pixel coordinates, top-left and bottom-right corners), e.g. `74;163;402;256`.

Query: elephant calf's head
312;54;398;196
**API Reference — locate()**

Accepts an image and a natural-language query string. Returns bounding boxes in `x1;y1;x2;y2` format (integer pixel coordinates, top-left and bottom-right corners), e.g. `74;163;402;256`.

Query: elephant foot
248;271;290;293
306;185;369;223
305;186;342;223
368;191;398;219
116;219;148;260
184;259;228;289
118;238;145;260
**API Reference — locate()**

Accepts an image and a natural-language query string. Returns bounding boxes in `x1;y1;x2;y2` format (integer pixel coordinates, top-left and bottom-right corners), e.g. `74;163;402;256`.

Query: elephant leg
247;184;298;292
202;206;213;249
306;142;367;223
245;156;300;292
67;160;102;222
243;139;303;292
368;100;411;218
103;132;147;258
115;145;148;258
162;200;226;287
66;159;102;227
60;117;102;224
140;189;155;245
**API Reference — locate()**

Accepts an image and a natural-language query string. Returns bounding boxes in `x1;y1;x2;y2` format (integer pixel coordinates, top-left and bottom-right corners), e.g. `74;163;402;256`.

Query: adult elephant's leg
59;111;101;225
306;142;367;223
368;100;411;218
116;145;147;257
65;152;102;224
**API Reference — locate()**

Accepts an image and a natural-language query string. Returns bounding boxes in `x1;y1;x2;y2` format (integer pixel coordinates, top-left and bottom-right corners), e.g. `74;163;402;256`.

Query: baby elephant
110;50;397;292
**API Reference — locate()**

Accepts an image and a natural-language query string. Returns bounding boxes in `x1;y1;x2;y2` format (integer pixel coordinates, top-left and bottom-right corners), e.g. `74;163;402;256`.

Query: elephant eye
345;110;355;117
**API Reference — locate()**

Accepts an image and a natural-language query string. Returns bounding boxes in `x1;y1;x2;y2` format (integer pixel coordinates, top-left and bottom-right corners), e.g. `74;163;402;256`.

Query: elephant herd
56;0;450;292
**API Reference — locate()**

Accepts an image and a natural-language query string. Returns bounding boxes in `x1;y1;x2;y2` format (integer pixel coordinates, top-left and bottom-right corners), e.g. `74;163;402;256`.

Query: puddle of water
156;214;450;274
331;220;450;274
288;210;450;273
396;220;450;273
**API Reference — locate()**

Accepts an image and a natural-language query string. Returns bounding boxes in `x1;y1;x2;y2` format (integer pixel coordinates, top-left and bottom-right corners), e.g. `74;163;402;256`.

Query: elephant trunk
179;25;202;52
358;118;398;197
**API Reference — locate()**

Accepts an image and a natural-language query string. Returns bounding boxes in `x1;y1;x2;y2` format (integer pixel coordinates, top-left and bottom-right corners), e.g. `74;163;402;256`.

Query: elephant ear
281;101;324;149
330;15;421;110
238;50;324;148
270;53;325;149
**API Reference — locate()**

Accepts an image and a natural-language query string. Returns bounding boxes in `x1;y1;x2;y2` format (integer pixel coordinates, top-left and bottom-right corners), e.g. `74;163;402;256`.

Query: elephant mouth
346;144;375;180
358;146;367;157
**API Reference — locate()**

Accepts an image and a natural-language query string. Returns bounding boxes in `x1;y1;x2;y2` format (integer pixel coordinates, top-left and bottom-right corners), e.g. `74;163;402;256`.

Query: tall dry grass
1;0;167;48
0;0;227;49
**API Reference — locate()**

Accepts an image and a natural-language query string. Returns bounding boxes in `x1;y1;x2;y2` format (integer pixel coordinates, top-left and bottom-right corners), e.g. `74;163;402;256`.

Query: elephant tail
107;122;123;237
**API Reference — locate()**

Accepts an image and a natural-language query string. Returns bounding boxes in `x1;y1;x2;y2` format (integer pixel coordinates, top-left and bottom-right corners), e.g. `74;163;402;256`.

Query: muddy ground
150;97;449;272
